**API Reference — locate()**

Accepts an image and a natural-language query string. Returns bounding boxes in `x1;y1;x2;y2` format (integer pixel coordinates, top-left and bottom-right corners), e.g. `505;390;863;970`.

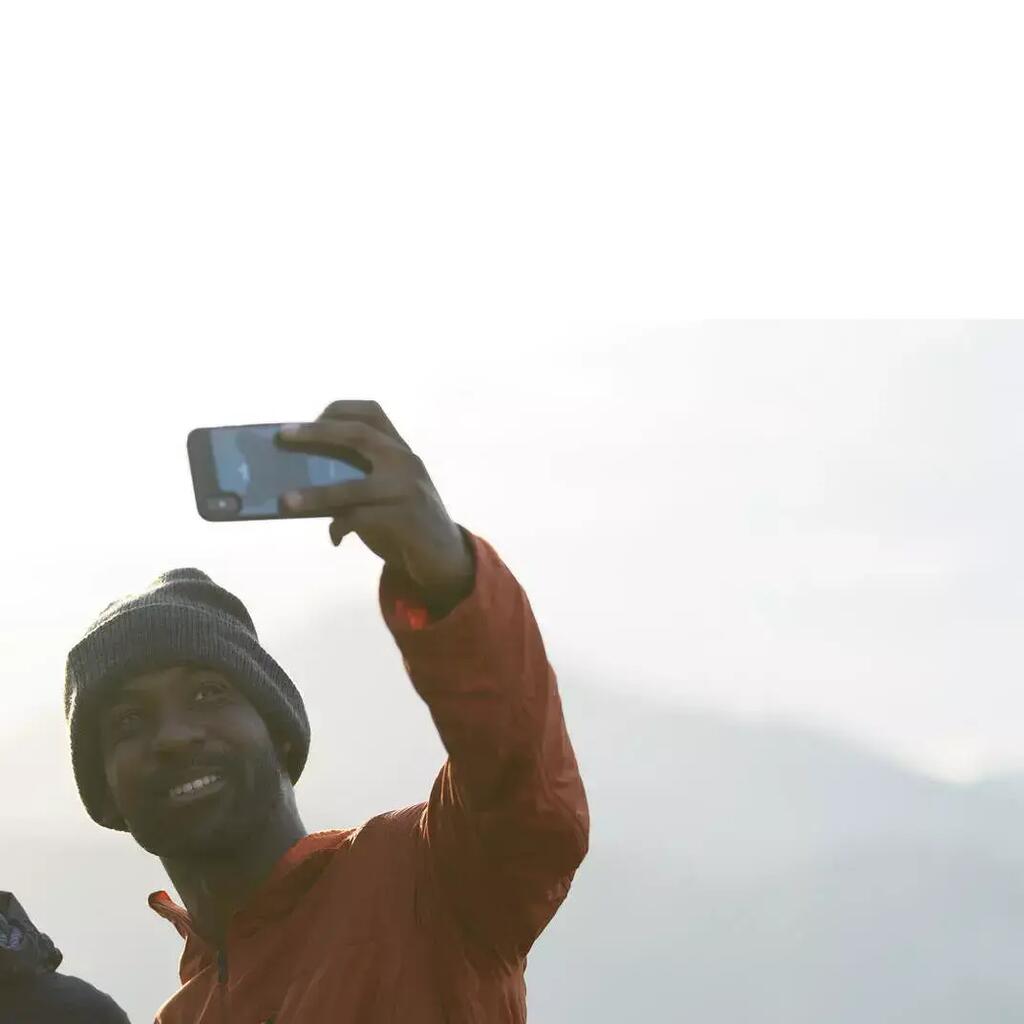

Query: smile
166;773;225;805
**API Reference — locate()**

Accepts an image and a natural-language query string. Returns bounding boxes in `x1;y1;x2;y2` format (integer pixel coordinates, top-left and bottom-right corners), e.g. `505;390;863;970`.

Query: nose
150;709;206;755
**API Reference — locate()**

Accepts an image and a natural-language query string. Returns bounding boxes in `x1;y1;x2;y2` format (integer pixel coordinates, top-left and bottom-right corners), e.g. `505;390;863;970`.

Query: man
64;401;589;1023
0;890;130;1023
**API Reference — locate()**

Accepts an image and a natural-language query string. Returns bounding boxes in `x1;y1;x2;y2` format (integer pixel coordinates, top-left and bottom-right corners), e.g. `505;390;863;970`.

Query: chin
130;818;241;859
129;793;280;860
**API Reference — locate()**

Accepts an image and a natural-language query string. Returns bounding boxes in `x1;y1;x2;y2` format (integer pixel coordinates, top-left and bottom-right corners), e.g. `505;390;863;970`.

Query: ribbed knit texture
64;569;309;831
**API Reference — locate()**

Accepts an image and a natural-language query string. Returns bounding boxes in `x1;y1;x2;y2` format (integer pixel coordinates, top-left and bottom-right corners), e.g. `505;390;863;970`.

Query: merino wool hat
64;568;310;831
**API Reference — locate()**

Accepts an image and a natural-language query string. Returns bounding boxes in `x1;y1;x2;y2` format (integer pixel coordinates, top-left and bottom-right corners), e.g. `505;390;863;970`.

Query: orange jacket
148;534;590;1023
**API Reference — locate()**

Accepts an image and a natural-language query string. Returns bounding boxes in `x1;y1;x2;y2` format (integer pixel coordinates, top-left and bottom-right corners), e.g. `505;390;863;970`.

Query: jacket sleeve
379;531;590;964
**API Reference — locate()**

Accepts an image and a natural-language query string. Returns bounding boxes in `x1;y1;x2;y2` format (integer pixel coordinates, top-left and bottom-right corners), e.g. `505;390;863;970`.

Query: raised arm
277;399;589;960
382;533;589;962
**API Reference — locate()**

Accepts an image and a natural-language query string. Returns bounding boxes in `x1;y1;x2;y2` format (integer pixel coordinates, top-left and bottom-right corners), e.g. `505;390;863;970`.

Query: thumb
329;509;393;561
329;516;353;547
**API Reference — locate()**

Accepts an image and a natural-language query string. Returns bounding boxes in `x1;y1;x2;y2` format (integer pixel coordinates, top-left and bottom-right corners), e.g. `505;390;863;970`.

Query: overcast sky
1;4;1021;786
1;321;1021;785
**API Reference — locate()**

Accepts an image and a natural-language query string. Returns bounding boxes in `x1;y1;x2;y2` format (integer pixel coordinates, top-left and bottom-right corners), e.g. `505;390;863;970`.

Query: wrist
420;571;474;620
407;527;476;620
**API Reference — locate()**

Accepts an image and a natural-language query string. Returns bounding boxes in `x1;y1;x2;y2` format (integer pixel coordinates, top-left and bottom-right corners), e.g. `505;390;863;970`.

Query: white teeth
169;774;221;798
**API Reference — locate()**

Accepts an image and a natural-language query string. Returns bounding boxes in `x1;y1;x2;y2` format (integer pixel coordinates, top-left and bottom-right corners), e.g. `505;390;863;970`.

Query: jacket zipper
217;947;229;1024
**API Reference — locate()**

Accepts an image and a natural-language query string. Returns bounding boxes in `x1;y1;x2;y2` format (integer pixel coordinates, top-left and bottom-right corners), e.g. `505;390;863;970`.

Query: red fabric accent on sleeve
394;597;431;631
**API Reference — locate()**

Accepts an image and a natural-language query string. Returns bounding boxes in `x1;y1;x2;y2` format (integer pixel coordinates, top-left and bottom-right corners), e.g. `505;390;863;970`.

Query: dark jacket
0;891;131;1024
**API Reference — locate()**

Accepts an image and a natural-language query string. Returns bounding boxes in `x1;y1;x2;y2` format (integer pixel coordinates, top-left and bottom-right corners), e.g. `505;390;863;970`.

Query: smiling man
64;401;589;1023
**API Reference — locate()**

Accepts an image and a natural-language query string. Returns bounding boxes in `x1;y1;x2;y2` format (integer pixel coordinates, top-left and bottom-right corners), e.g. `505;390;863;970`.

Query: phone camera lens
207;495;241;516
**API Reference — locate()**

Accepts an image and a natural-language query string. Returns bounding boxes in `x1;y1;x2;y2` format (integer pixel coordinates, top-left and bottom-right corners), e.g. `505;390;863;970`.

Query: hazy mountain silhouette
5;602;1024;1022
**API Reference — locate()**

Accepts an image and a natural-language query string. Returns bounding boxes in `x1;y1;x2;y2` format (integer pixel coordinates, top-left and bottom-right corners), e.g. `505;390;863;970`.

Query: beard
126;742;287;860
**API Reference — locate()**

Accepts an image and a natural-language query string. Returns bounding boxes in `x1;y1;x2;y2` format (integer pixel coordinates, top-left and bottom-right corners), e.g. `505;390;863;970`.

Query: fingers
280;475;405;515
319;400;410;450
277;418;403;469
326;511;372;547
329;516;349;547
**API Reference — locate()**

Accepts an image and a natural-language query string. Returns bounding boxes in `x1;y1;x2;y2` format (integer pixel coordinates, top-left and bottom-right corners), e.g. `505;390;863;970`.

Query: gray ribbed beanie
64;569;310;831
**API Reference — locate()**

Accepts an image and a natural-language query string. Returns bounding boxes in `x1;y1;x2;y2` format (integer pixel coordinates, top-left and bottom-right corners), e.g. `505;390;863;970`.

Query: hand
277;401;474;609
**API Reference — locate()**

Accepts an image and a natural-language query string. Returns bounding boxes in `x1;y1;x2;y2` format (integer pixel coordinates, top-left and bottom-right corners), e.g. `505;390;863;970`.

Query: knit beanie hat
64;569;310;831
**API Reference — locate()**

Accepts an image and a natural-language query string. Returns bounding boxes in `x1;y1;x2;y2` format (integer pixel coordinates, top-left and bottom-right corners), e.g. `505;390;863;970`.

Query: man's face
98;665;289;859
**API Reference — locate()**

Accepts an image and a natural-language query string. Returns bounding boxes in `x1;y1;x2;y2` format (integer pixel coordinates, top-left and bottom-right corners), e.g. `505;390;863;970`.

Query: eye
110;708;142;734
194;682;226;703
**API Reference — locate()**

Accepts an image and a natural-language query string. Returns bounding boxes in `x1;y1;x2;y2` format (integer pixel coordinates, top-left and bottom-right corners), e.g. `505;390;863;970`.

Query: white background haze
2;2;1023;1020
2;323;1022;783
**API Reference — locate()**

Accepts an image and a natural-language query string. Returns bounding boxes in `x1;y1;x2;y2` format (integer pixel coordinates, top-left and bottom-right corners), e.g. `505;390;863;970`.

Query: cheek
103;746;141;807
227;712;278;761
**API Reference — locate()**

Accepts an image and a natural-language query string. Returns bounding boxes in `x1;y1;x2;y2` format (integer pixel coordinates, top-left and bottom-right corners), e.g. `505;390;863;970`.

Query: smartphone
187;423;368;521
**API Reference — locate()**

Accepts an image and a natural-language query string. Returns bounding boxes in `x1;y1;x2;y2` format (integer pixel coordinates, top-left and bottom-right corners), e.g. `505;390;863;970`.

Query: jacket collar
148;830;351;978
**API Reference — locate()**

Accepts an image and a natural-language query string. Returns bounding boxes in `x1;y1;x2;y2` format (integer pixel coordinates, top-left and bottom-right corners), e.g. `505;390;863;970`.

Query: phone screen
203;425;366;518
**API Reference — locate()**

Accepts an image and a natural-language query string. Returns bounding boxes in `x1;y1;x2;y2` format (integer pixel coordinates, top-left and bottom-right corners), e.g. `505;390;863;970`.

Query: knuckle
342;420;371;445
348;399;382;414
323;399;382;417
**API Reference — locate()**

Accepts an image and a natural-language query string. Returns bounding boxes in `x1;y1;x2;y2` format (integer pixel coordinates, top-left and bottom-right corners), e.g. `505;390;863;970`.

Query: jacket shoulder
355;802;429;840
341;803;431;880
8;971;130;1023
